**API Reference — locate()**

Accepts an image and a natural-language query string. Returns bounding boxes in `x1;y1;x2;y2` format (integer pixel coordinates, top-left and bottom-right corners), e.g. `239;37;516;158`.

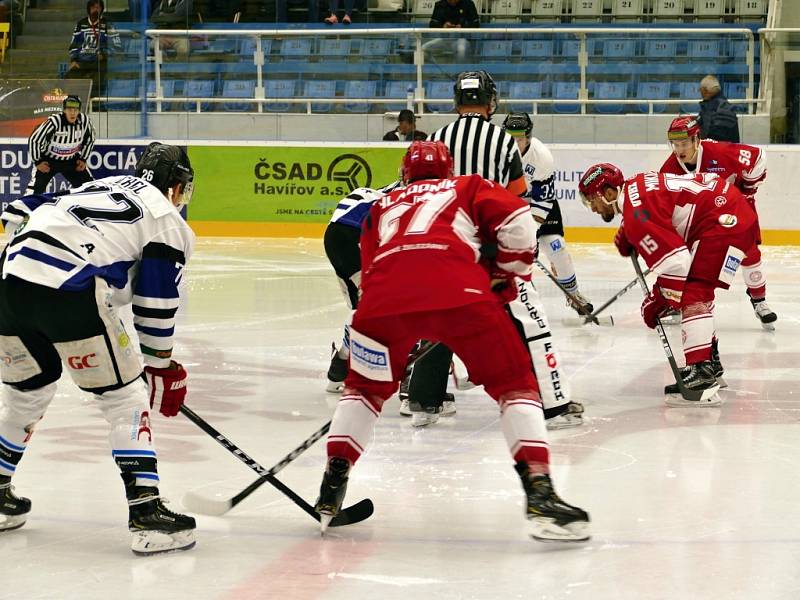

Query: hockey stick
630;254;719;402
585;268;652;321
182;416;331;516
534;259;613;326
179;406;374;526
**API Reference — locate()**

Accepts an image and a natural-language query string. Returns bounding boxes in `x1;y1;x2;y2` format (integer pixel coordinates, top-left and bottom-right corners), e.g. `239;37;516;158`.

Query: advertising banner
0;80;92;137
187;145;405;225
0;142;148;207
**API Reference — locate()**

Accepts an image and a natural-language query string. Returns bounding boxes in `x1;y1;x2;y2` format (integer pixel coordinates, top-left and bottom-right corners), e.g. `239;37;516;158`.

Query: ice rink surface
2;238;799;600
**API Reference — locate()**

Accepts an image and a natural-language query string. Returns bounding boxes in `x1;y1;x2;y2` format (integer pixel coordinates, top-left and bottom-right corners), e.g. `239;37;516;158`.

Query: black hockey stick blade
329;498;374;527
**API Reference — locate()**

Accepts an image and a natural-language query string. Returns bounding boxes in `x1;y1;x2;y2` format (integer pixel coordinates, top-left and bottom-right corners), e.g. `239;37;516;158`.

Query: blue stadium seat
239;37;268;61
553;81;580;113
318;39;351;59
593;81;627;114
147;79;178;112
265;79;297;112
426;80;454;114
106;79;140;110
304;80;337;113
521;39;554;59
675;81;700;114
604;39;636;59
361;38;393;59
687;40;720;60
636;81;671;113
480;40;513;59
343;80;378;113
280;38;313;59
645;39;677;59
724;82;749;113
182;79;215;112
727;38;754;61
123;36;145;58
560;38;581;60
222;79;256;112
506;81;544;112
384;80;415;112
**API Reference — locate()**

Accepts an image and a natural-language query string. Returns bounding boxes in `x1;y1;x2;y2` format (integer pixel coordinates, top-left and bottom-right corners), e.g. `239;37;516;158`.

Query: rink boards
1;139;798;244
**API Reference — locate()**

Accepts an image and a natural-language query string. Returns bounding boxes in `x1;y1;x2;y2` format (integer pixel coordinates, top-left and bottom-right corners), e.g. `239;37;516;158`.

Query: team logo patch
724;255;742;275
714;196;726;207
718;214;737;228
549;239;562;252
748;271;763;283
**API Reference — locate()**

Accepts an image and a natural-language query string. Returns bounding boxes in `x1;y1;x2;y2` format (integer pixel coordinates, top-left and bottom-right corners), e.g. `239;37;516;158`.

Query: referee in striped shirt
27;95;96;194
403;70;528;420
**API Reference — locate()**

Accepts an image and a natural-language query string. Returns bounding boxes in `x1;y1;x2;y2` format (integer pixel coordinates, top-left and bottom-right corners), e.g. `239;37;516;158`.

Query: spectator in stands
65;0;121;96
698;75;740;143
324;0;353;24
423;0;479;62
383;110;427;142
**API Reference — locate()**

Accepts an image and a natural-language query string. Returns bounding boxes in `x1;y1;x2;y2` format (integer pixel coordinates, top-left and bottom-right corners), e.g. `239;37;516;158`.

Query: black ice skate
315;457;350;534
663;361;721;407
664;340;727;395
515;463;590;543
326;343;349;393
409;393;456;428
127;484;196;555
0;477;31;532
747;290;777;331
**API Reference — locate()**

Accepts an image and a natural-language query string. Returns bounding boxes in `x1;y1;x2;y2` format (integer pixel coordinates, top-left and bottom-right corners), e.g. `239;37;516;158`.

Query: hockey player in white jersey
324;181;403;392
0;142;197;555
502;113;593;315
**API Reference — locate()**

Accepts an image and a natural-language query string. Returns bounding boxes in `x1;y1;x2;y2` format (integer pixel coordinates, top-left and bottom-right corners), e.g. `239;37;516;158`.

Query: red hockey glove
144;360;187;417
640;287;671;329
614;226;634;257
490;275;518;305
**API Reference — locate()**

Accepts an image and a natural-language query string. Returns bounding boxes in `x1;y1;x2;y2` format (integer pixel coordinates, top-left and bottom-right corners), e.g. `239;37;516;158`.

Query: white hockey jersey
329;181;403;230
519;137;556;223
0;175;194;368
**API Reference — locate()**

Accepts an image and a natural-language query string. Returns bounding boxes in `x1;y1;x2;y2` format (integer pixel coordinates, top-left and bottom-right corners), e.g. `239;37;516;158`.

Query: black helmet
502;112;533;139
135;142;194;205
63;95;82;111
453;70;497;116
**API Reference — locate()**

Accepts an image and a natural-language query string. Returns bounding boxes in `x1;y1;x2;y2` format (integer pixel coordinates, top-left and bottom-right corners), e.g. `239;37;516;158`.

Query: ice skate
515;464;590;543
315;457;350;534
326;343;348;393
0;478;31;532
409;393;455;427
545;401;584;430
663;361;721;407
748;290;777;331
664;340;726;393
566;292;594;317
127;486;196;555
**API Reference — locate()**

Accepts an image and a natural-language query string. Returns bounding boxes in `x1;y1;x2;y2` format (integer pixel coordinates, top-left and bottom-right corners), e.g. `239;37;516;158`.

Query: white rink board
548;144;800;230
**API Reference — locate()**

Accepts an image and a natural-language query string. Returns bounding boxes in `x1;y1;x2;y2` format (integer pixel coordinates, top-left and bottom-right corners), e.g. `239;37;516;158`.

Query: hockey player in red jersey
660;115;775;329
578;164;759;405
315;141;590;542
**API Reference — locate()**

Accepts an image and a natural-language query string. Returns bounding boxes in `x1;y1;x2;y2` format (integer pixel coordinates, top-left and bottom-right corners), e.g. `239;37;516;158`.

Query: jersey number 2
377;189;456;246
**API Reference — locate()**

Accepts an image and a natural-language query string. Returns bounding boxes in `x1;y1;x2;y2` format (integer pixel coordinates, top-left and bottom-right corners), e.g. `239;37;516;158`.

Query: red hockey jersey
660;139;766;199
358;174;535;317
619;171;756;304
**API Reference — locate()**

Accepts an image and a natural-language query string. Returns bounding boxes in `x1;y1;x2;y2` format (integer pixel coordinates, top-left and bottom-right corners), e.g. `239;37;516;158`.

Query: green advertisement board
188;145;405;223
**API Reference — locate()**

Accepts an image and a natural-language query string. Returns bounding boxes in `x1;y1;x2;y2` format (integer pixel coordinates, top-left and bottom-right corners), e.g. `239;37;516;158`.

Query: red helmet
401;140;454;184
667;115;700;141
578;162;624;208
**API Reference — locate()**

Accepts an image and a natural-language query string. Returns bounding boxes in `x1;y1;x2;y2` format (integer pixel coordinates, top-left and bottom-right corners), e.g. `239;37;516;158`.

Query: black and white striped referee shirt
28;112;96;164
428;113;527;196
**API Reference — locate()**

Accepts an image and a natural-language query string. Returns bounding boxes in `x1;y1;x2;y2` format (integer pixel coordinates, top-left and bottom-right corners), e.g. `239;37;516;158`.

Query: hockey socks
499;394;549;468
327;391;381;465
